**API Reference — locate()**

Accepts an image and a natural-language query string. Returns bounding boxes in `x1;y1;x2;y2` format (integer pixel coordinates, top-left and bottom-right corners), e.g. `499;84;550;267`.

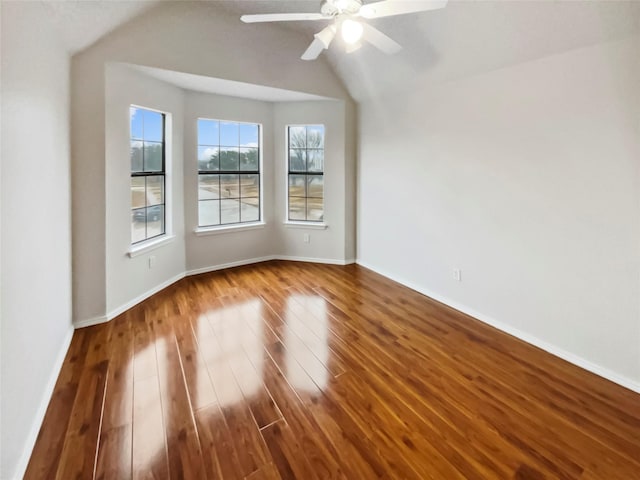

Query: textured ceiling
324;0;640;99
39;0;162;53
127;64;334;101
37;0;336;54
35;0;640;100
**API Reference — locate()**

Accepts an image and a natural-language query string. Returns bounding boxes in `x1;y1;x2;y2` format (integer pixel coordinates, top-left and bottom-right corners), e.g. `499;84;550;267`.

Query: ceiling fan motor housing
320;0;363;17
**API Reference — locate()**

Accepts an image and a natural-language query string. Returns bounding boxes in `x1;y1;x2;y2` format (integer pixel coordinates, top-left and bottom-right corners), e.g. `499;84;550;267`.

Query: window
288;125;324;222
197;119;261;227
130;106;166;244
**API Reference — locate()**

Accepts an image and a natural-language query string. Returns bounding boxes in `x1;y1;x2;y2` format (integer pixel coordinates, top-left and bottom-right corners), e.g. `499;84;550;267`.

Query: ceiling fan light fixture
341;19;363;44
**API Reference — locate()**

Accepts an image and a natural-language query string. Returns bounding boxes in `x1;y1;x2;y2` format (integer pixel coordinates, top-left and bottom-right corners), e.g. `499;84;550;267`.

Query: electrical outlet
303;233;310;244
149;255;156;269
453;268;462;282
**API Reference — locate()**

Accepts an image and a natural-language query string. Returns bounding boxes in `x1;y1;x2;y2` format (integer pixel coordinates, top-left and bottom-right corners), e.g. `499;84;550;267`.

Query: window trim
130;105;169;247
286;124;325;224
128;234;176;258
194;221;266;236
282;221;328;230
196;117;263;229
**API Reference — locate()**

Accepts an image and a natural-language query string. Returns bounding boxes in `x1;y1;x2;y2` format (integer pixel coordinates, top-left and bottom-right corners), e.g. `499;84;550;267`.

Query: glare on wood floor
25;261;640;479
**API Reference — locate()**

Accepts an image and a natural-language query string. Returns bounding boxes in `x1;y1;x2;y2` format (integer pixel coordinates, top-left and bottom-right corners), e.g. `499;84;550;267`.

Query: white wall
358;36;640;388
186;95;356;272
274;101;352;263
0;3;74;478
344;101;358;262
72;47;107;323
104;64;186;316
184;92;276;271
72;1;353;324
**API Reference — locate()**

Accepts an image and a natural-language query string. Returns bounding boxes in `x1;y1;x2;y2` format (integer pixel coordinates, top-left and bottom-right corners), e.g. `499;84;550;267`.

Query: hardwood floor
25;261;640;479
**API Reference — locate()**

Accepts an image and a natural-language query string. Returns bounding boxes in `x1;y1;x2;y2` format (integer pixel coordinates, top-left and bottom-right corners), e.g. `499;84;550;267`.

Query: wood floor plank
132;374;168;480
210;298;283;429
131;312;169;480
23;382;79;480
95;424;132;480
132;313;158;382
244;463;282;480
195;403;245;480
150;312;207;480
255;348;367;479
193;304;272;477
172;311;218;411
54;327;91;386
311;277;640;478
260;421;319;480
24;328;91;480
334;268;640;442
263;340;426;480
55;360;109;480
95;313;134;480
25;261;640;480
291;289;540;475
99;314;134;431
257;285;347;377
312;276;628;475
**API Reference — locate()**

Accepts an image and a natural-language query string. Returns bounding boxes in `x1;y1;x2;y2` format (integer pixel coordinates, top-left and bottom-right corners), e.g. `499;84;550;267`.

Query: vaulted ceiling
40;0;159;53
39;0;640;100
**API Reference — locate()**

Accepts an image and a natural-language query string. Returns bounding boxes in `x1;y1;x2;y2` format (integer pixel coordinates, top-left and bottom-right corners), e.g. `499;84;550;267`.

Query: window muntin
288;125;324;222
197;119;261;227
131;107;166;244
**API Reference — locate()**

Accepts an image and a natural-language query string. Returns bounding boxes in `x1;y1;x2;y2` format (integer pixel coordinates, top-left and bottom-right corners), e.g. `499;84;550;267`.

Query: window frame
286;124;325;224
130;105;167;246
196;117;263;230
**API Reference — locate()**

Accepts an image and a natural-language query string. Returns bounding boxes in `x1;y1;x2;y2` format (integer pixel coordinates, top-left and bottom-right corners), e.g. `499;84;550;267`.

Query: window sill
195;222;266;236
283;221;328;230
128;235;175;258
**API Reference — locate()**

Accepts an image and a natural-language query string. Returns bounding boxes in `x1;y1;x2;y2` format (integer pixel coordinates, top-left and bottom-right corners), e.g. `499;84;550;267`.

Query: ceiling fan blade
301;24;337;60
361;23;402;55
359;0;448;19
301;38;326;61
241;13;327;23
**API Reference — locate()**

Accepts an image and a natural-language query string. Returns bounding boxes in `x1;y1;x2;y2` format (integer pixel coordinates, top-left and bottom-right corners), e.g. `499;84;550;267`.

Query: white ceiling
39;0;161;54
127;64;334;101
35;0;640;100
324;0;640;99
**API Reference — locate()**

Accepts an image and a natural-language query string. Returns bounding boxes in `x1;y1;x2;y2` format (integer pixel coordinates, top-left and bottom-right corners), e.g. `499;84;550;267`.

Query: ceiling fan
240;0;448;61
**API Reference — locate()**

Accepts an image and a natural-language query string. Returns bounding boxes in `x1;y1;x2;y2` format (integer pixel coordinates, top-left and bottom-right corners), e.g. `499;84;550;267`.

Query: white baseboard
13;325;74;480
277;255;355;266
74;256;354;328
356;259;640;394
73;272;186;329
74;315;109;329
188;255;354;270
106;272;186;320
186;255;277;276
